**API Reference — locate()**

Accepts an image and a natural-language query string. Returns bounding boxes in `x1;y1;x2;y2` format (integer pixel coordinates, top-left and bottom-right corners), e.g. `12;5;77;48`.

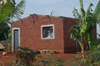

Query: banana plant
0;0;25;24
70;0;100;63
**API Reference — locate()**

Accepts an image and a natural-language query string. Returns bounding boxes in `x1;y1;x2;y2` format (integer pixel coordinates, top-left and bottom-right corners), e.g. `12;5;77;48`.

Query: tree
0;0;25;40
70;0;100;62
0;22;10;40
0;0;26;24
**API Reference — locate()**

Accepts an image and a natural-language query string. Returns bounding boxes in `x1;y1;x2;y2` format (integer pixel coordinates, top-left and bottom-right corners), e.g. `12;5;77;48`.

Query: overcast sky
16;0;100;37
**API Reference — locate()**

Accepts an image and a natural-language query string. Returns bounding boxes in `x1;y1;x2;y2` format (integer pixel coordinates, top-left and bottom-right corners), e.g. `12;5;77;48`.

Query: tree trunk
81;45;85;65
81;34;85;65
81;46;84;59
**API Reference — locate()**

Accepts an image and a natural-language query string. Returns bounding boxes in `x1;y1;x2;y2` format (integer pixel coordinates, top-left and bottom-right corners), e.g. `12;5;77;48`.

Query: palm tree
70;0;100;62
0;0;26;24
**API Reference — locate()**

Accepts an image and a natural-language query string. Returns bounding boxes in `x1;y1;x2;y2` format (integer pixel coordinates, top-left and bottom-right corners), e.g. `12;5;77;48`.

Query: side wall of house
11;15;65;52
63;17;97;53
63;17;77;53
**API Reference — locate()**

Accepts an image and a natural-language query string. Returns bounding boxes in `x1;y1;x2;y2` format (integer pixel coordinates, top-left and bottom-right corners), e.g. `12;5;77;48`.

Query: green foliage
0;0;25;24
93;38;100;50
11;0;16;5
0;22;10;40
70;0;100;64
5;61;16;66
0;50;66;66
69;26;80;40
3;0;26;23
93;1;100;18
0;3;3;14
15;47;38;66
0;28;11;50
0;0;14;24
37;51;65;66
70;0;100;51
0;0;25;41
69;51;100;66
72;8;81;25
80;0;85;19
1;40;11;50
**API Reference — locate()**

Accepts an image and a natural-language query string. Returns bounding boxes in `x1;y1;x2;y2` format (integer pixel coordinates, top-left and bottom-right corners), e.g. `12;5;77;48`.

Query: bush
68;51;100;66
37;51;65;66
1;48;66;66
14;47;39;66
5;61;16;66
1;40;11;50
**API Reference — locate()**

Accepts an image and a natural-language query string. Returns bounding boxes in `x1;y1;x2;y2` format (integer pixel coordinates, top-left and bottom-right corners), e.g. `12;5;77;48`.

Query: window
41;24;55;39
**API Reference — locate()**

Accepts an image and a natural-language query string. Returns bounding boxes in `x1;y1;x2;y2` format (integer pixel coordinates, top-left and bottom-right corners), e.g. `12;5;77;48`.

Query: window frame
41;24;55;40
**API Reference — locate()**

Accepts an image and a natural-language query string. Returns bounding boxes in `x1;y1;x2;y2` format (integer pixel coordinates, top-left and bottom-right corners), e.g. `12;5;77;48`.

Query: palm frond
93;0;100;26
11;0;16;5
85;3;93;16
72;7;81;25
97;14;100;26
80;3;95;34
79;0;85;18
69;25;80;40
73;7;80;18
0;0;14;23
3;0;26;23
93;1;100;17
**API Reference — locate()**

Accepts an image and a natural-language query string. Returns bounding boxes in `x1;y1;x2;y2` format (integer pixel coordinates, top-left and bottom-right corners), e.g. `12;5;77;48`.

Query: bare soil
0;51;16;63
0;51;81;63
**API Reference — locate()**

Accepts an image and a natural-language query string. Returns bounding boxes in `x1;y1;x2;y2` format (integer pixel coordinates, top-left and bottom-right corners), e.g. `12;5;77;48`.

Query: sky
16;0;100;37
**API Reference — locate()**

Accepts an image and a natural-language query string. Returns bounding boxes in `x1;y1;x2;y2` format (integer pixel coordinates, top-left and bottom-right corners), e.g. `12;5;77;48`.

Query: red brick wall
62;17;97;52
11;14;64;52
62;17;77;53
11;14;97;53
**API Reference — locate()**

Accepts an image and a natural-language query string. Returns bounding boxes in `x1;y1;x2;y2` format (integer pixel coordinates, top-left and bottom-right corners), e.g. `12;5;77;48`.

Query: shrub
68;51;100;66
5;61;15;66
37;51;65;66
15;47;39;66
1;40;11;50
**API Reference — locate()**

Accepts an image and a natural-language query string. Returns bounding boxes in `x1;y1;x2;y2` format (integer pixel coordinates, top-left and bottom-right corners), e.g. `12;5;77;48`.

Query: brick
11;14;97;53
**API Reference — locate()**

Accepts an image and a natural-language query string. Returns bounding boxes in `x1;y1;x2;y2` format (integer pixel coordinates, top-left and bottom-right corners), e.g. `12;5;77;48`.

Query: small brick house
11;14;97;53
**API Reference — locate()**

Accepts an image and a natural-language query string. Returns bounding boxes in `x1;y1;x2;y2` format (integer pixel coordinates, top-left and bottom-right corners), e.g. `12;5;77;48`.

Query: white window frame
41;24;55;39
12;28;20;52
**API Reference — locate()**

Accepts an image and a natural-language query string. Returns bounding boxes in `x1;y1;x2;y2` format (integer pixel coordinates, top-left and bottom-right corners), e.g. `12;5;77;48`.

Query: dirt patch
0;51;81;62
0;51;16;63
0;51;81;65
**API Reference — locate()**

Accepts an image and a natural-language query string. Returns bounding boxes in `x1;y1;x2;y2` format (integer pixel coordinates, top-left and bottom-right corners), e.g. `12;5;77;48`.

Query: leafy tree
0;0;25;24
0;0;25;40
70;0;100;62
0;22;10;40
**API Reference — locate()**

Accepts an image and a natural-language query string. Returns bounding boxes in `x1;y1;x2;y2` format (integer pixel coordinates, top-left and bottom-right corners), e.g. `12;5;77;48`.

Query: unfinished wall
11;14;97;53
11;14;64;52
